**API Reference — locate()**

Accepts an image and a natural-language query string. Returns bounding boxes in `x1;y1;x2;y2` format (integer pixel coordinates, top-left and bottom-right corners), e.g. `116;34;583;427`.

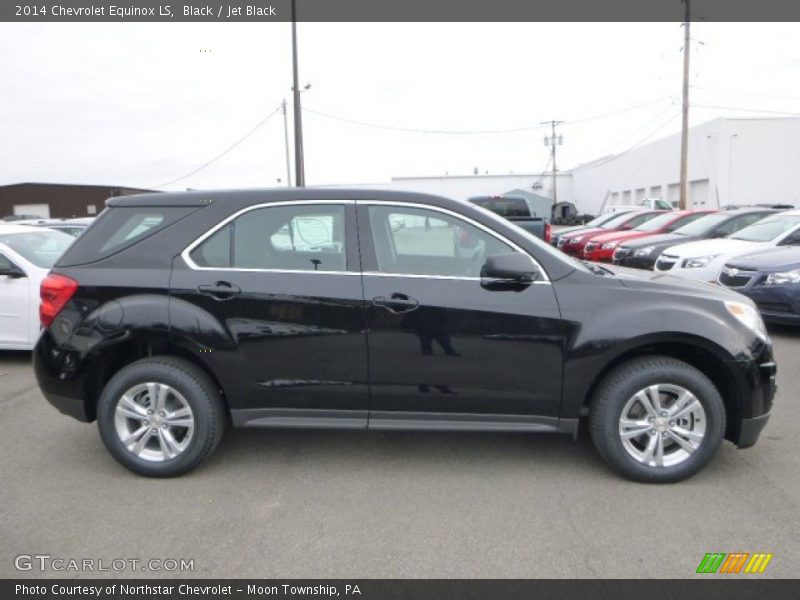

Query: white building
571;117;800;215
328;117;800;217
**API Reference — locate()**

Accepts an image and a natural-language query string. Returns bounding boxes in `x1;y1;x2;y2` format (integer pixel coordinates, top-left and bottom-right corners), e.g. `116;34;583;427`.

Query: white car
0;224;75;350
655;210;800;282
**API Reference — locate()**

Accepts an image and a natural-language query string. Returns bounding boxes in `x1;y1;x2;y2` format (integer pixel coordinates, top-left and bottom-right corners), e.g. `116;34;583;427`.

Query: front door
358;202;564;429
0;252;31;348
170;201;369;428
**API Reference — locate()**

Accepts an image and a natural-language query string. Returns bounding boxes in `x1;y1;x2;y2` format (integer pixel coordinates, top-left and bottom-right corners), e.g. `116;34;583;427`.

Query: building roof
0;182;154;193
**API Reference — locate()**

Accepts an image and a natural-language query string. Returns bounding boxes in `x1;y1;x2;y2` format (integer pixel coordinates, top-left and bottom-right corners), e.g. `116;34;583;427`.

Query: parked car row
551;206;800;324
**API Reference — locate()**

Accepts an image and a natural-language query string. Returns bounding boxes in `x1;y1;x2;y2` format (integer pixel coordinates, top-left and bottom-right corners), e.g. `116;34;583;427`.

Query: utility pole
281;99;292;187
679;0;691;210
291;0;305;187
542;120;563;204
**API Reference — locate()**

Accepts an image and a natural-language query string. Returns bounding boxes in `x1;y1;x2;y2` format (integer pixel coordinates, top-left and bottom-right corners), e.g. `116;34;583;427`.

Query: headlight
725;301;768;341
602;242;618;250
766;269;800;285
634;246;655;257
683;255;719;269
569;236;583;244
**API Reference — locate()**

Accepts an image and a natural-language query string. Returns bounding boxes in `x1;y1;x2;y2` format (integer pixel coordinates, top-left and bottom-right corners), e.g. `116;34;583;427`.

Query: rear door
171;200;369;428
357;201;564;430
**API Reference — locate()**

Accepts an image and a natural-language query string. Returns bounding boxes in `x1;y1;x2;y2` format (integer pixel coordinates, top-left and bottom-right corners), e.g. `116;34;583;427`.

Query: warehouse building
345;117;800;217
570;117;800;214
0;183;153;220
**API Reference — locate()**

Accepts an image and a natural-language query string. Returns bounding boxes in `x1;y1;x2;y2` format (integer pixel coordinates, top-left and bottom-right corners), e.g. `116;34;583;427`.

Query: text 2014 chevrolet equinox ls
34;190;777;481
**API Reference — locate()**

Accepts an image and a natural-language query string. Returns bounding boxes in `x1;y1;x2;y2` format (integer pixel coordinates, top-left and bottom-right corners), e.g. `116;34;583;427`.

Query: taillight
544;222;552;243
40;274;78;328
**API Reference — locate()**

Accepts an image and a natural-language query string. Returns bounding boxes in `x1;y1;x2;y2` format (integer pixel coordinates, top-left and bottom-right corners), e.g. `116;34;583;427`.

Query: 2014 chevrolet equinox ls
33;190;777;481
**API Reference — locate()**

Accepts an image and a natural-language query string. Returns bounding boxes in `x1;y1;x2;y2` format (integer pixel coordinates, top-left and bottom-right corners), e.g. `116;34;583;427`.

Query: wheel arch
577;335;743;442
80;334;230;422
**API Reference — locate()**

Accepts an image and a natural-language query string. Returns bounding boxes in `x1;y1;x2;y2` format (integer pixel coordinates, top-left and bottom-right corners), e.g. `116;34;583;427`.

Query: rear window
57;206;197;266
469;197;532;218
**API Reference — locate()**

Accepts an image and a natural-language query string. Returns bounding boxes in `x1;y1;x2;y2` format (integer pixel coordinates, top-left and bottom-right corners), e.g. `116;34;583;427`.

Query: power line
149;105;282;189
563;97;673;126
301;97;672;136
692;103;800;117
574;106;682;173
691;85;800;103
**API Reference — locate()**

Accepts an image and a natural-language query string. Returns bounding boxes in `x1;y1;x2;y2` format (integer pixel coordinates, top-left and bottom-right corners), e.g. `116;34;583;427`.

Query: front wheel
96;357;225;477
589;356;726;483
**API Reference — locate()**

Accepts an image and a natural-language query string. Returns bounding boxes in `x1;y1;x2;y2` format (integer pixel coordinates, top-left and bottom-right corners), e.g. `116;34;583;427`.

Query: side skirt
231;408;577;435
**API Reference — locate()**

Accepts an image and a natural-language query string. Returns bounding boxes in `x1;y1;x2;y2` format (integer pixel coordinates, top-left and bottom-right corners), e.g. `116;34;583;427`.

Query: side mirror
710;229;728;238
779;235;800;246
0;263;26;278
481;253;541;289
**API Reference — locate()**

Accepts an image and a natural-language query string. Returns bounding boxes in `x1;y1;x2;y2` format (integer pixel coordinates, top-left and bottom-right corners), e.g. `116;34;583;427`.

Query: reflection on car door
357;202;564;430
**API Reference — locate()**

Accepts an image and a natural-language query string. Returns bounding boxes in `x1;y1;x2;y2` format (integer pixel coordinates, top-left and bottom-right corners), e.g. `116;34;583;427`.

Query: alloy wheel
618;383;706;468
113;382;195;462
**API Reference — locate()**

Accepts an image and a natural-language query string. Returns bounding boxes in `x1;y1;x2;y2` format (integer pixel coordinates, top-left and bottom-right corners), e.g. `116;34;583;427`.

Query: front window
729;215;800;243
0;229;74;268
367;205;519;278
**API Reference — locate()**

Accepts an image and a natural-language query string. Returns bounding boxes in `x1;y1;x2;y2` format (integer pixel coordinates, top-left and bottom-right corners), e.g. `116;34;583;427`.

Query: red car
558;210;665;258
582;209;717;262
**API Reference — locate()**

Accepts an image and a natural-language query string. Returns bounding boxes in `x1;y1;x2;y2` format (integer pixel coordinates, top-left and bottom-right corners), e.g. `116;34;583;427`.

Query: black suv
34;190;777;481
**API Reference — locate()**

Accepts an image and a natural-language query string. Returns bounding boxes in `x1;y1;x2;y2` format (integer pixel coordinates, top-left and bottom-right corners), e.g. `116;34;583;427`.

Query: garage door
13;203;50;218
690;179;710;207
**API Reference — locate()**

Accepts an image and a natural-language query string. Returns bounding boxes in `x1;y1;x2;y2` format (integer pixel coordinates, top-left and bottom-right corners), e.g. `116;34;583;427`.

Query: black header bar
3;0;800;22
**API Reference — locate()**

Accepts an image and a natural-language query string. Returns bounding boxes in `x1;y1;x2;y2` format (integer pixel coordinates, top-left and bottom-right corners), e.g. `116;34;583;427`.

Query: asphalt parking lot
1;327;798;579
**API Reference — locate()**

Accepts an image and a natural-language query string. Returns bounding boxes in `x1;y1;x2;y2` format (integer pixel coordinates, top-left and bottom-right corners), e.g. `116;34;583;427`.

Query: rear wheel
589;356;725;483
96;357;225;477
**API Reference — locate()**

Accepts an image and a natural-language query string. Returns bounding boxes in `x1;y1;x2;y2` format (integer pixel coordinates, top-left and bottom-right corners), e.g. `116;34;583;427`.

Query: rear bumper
33;332;92;423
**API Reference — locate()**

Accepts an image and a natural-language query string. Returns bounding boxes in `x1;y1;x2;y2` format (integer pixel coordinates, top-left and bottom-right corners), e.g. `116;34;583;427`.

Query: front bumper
737;411;772;448
613;253;657;270
735;284;800;326
728;349;776;448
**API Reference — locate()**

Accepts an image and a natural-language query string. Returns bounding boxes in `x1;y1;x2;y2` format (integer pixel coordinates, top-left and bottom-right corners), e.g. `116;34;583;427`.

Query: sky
1;22;799;191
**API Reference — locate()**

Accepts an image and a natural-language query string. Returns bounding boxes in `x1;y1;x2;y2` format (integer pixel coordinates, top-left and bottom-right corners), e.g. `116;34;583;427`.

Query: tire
589;355;726;483
96;357;225;477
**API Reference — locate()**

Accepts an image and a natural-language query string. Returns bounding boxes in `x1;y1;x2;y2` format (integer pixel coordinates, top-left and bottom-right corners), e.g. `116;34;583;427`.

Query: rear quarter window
57;206;198;266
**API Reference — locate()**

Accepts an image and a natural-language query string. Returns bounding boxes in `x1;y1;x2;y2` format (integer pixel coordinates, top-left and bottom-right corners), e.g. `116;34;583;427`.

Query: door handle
197;281;241;301
372;293;419;314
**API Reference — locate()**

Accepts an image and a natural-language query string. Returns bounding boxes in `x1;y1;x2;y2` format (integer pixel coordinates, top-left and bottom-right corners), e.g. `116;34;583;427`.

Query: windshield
672;213;730;236
730;215;800;242
587;213;624;228
603;211;645;229
0;229;74;268
634;212;678;232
